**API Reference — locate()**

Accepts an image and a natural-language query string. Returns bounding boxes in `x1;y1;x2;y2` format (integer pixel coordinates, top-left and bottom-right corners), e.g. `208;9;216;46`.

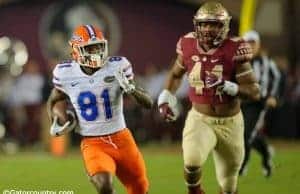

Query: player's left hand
114;68;135;93
205;71;224;88
205;71;239;96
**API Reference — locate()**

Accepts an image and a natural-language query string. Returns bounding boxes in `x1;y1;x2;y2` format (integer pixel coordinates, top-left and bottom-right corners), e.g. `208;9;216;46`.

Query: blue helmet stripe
85;25;96;39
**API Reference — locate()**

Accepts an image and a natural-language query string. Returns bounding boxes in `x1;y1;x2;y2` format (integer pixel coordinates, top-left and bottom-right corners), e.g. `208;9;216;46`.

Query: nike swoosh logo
71;82;79;87
211;59;219;63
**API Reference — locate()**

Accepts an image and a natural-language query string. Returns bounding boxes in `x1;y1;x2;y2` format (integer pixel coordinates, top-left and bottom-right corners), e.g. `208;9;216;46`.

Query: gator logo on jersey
104;76;115;83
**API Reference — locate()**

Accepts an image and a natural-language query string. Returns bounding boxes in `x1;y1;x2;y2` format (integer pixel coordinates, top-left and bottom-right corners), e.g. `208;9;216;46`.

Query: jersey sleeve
52;63;72;92
109;56;134;80
232;40;253;64
176;37;183;56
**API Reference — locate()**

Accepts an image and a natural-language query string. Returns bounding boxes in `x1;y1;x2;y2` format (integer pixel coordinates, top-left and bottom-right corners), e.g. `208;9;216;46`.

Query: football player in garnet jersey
47;24;153;194
158;2;260;194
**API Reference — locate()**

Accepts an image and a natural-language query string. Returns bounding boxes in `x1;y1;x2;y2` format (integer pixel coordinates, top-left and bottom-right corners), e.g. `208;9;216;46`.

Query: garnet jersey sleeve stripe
233;41;253;63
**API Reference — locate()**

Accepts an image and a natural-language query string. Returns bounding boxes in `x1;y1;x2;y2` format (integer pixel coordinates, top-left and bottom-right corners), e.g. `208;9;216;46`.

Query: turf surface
0;141;299;194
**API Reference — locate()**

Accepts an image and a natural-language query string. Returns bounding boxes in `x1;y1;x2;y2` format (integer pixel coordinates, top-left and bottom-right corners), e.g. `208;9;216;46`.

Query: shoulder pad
108;56;124;63
57;60;73;69
53;61;75;79
108;56;131;68
108;56;134;80
183;32;196;39
59;59;73;64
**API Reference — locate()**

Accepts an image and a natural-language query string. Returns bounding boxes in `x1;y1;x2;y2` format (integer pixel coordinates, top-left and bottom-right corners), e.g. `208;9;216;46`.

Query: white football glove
205;71;239;96
157;89;180;122
50;110;77;137
222;80;239;96
114;67;135;93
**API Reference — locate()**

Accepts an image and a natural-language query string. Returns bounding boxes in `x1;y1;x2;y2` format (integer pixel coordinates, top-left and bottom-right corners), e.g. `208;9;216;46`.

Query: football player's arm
165;55;186;93
127;80;153;109
157;55;186;122
113;58;153;109
47;88;77;137
235;61;260;101
46;88;68;120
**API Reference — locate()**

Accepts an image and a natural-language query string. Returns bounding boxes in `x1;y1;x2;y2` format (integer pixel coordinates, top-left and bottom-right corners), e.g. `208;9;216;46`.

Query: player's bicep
171;54;186;78
47;88;68;107
165;55;186;92
235;62;257;84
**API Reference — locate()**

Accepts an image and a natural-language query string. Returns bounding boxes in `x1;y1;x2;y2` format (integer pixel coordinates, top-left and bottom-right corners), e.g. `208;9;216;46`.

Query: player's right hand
50;110;77;136
159;103;178;122
158;89;179;122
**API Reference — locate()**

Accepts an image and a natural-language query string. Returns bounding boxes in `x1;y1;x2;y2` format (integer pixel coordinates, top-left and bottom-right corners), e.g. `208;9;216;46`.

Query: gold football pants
182;107;245;192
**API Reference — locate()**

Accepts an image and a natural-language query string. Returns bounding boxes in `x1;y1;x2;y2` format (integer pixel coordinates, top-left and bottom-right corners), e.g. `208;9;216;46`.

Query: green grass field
0;141;300;194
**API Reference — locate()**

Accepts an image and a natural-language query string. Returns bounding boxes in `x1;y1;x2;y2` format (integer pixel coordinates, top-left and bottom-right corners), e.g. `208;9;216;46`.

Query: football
52;100;69;125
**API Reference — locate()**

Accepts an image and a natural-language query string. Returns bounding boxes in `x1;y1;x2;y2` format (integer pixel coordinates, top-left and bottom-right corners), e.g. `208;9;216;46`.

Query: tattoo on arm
128;80;153;109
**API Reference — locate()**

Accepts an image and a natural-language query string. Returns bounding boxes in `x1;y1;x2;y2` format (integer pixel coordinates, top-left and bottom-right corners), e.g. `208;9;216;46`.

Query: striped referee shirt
251;55;281;98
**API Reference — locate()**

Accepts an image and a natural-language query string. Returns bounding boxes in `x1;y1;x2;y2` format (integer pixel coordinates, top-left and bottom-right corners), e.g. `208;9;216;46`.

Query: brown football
52;100;69;125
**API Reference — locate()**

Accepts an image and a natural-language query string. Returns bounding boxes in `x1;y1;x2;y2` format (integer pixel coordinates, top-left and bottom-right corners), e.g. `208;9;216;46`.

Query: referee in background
239;30;281;177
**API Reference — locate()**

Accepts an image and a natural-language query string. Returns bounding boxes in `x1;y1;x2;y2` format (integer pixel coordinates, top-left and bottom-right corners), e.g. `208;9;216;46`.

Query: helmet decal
84;25;97;39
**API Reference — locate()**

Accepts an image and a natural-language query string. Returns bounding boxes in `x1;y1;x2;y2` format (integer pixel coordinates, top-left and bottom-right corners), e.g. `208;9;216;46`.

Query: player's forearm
46;89;67;119
130;86;153;109
238;83;260;101
165;71;184;94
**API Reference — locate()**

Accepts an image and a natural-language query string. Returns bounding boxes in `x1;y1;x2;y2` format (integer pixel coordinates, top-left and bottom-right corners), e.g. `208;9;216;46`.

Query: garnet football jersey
177;32;248;105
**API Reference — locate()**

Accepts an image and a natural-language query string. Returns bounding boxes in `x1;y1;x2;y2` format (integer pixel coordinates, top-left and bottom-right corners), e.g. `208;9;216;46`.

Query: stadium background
0;0;299;194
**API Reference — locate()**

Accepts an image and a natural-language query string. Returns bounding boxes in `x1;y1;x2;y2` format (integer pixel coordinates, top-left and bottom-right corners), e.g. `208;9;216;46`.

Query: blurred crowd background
0;0;299;153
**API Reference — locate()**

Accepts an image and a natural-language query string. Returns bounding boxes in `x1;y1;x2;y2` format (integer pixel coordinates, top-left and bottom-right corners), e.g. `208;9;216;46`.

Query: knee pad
184;166;202;187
